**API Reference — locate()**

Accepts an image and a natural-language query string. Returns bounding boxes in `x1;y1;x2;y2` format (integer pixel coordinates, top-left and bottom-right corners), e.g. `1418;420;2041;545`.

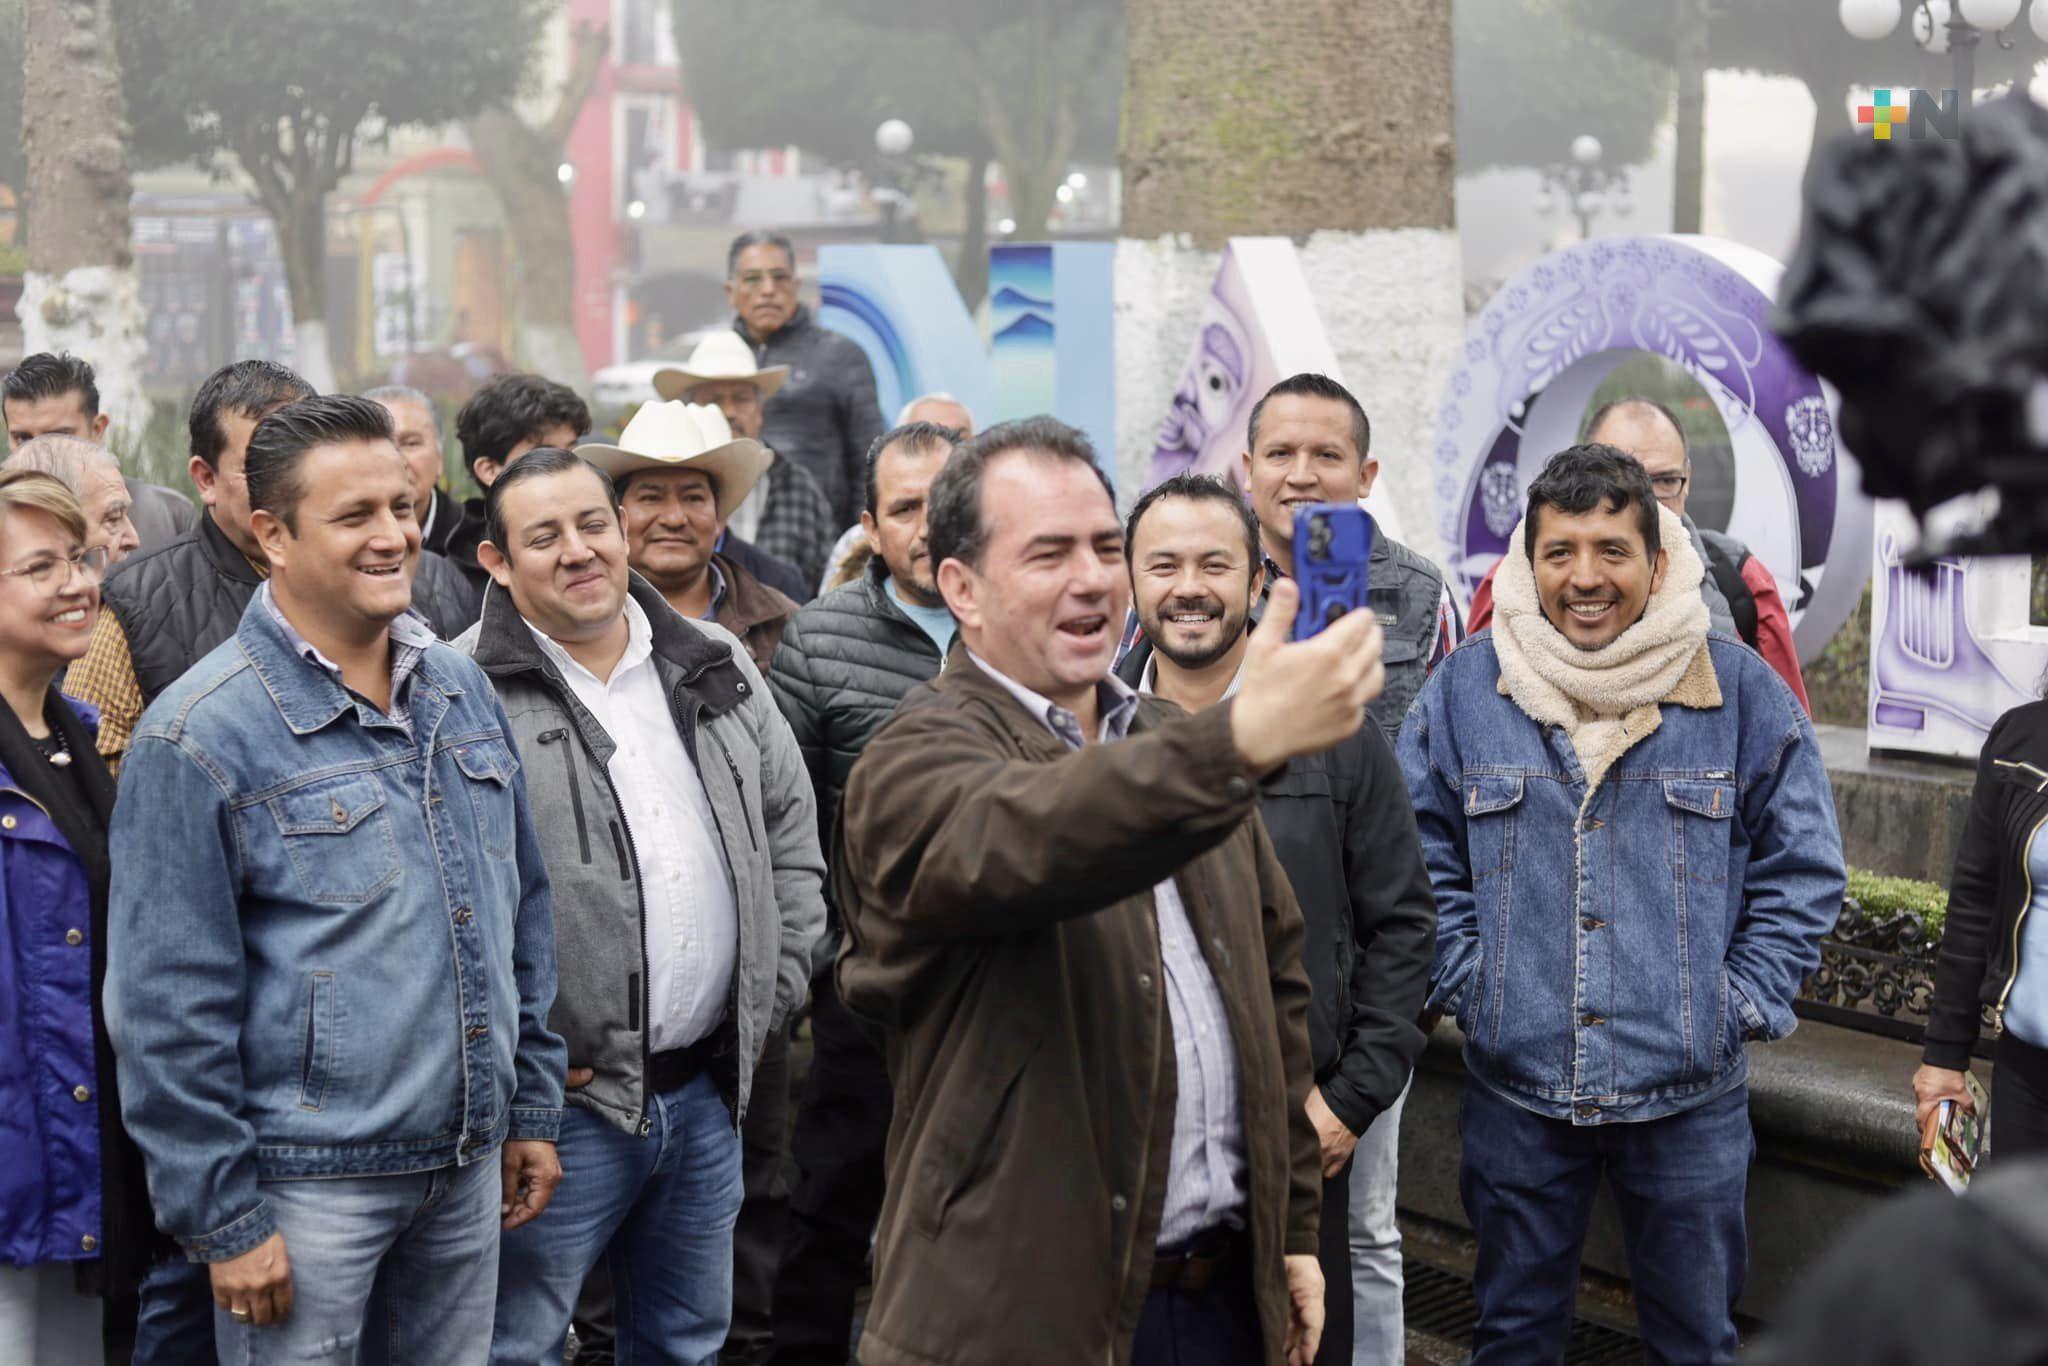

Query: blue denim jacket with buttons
1399;631;1844;1124
105;594;566;1261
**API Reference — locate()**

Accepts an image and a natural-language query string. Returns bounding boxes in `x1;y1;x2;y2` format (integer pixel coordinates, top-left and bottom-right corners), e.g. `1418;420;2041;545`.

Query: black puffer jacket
103;512;483;702
739;307;885;528
767;556;944;858
1925;699;2048;1069
1117;641;1437;1133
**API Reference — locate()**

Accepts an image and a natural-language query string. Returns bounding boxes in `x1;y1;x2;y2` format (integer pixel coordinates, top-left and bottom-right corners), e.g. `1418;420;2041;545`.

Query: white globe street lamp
1840;0;1902;39
1844;0;2045;122
1958;0;2023;30
1545;134;1627;240
873;120;917;242
874;119;914;158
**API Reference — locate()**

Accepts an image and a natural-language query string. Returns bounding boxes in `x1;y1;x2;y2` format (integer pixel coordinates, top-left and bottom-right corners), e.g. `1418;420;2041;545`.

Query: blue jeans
214;1157;501;1365
492;1071;744;1366
1347;1081;1407;1365
134;1256;218;1365
1459;1079;1752;1365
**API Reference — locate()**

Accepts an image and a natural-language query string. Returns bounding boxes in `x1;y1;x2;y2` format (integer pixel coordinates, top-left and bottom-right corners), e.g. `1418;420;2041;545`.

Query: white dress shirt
527;597;738;1050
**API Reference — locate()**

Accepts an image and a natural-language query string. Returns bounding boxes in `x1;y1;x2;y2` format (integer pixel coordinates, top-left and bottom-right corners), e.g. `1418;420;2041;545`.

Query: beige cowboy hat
652;331;790;402
576;401;772;523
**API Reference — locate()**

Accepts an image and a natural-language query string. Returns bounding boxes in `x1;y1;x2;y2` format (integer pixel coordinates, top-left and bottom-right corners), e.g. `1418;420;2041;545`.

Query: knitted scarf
1490;503;1718;790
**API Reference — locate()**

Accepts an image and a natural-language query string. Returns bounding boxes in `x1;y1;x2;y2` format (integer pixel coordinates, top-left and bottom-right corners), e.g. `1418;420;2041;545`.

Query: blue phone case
1292;503;1374;640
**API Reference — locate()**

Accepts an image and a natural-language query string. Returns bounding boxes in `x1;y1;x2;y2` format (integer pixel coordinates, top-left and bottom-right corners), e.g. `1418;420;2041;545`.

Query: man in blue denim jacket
1400;445;1842;1363
105;396;567;1365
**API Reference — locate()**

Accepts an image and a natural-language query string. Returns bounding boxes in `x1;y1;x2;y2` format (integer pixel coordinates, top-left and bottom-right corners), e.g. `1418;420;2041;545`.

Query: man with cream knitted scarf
1399;445;1843;1363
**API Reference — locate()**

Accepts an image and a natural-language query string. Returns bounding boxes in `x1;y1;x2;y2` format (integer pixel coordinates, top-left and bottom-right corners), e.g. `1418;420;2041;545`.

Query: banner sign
818;242;1116;482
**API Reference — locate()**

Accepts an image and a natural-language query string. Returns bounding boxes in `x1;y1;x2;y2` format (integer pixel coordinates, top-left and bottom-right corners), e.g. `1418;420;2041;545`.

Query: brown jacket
712;551;798;673
835;652;1321;1366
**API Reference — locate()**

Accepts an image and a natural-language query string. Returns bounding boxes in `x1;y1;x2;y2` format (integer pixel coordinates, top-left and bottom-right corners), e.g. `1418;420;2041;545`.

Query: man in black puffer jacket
762;421;958;1366
727;230;886;530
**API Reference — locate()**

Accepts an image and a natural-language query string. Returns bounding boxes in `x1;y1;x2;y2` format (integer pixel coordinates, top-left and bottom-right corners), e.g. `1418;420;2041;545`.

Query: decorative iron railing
1796;898;1994;1058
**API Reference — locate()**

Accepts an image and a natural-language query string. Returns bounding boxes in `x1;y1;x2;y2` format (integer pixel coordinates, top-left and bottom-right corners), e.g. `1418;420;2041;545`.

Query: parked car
592;325;723;412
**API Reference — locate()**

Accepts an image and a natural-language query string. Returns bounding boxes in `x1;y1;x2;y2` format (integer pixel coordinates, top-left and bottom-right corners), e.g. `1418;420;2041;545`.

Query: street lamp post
874;119;915;244
1840;0;2035;121
1539;134;1629;241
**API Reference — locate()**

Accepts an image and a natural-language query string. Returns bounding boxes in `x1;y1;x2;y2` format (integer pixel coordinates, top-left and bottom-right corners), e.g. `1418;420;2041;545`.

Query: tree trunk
19;0;148;435
272;184;336;391
967;8;1089;241
467;106;587;385
463;20;602;389
953;150;991;309
1121;0;1454;245
1673;0;1709;234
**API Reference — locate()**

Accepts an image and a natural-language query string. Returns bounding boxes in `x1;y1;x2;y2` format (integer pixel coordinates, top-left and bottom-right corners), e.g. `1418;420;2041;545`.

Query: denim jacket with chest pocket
1399;631;1843;1124
104;595;565;1261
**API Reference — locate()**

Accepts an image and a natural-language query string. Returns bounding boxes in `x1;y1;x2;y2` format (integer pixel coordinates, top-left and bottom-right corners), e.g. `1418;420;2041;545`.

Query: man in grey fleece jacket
454;448;825;1364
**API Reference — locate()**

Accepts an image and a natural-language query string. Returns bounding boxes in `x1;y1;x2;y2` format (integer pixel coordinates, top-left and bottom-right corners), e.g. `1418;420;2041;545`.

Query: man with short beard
1403;444;1842;1362
1116;474;1436;1366
763;421;959;1365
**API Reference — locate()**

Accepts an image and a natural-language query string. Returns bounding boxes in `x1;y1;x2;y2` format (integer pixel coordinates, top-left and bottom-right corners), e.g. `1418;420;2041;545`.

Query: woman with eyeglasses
0;468;146;1361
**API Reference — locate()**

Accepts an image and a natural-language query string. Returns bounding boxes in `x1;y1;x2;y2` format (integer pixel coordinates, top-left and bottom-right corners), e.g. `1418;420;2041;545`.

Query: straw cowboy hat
577;401;772;523
653;331;790;402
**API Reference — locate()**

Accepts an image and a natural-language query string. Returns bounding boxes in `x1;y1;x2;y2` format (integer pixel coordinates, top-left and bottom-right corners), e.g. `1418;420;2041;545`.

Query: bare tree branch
541;21;610;147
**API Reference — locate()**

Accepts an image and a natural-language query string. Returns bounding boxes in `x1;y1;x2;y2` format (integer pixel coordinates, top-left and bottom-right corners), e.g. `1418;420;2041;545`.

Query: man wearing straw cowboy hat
580;403;808;1365
656;334;837;593
579;402;800;675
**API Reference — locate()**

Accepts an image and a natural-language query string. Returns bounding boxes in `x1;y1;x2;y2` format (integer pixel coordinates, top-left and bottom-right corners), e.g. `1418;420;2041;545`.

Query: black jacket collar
197;510;264;585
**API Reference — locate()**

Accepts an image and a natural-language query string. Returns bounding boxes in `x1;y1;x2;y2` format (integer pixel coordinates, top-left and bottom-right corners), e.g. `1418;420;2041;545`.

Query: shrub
1846;866;1949;939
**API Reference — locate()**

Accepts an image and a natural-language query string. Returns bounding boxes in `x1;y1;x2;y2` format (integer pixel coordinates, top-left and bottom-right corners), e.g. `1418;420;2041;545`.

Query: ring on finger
231;1307;252;1323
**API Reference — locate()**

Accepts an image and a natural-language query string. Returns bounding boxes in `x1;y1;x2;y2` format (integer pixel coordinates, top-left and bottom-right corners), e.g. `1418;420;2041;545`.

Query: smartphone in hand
1292;503;1374;641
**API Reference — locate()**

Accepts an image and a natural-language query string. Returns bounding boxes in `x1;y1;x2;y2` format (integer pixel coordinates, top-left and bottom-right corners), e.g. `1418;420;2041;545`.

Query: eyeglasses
1;545;109;591
1648;472;1690;497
